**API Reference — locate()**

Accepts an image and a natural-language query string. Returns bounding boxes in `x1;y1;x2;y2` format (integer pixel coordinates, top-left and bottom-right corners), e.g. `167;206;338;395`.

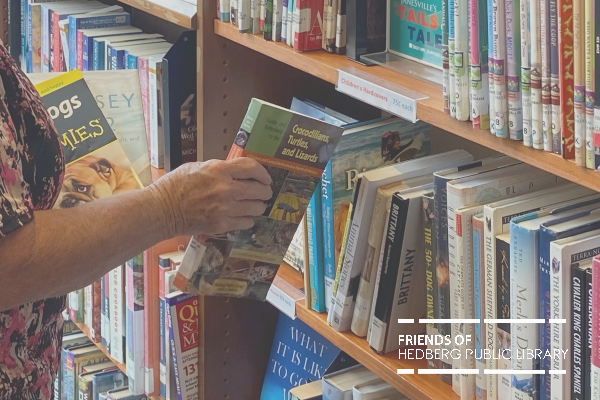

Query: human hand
149;158;273;237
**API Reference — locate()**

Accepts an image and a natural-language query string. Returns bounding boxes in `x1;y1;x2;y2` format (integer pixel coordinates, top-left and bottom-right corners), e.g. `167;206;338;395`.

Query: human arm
0;158;272;311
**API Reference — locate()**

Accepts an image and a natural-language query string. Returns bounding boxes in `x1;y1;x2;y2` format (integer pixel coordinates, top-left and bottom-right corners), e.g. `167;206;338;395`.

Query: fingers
231;180;273;201
225;158;272;185
223;216;255;232
230;200;268;217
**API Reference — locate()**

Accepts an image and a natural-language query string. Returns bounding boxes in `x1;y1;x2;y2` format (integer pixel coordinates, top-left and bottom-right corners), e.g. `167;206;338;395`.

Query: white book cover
352;378;406;400
328;149;473;332
85;284;93;328
109;265;125;363
148;57;163;169
549;230;600;400
446;163;560;396
366;207;390;344
351;175;432;337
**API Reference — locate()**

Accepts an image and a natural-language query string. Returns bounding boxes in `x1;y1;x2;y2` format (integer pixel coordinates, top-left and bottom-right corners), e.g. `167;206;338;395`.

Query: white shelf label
336;67;428;123
267;278;299;319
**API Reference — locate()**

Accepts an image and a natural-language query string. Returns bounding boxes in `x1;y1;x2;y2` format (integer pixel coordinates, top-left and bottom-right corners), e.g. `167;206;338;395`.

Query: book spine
454;0;469;121
221;0;231;20
51;12;60;72
85;284;92;330
454;208;478;400
473;215;487;400
307;191;326;312
263;0;273;38
83;34;90;72
126;257;145;395
595;0;600;170
323;0;337;52
472;0;491;130
64;352;76;400
506;0;523;141
148;59;163;169
260;0;266;30
68;17;77;72
352;188;390;338
488;0;497;133
443;0;450;114
91;281;102;342
69;289;84;323
521;0;532;146
592;257;600;400
159;262;172;398
281;0;288;42
369;194;410;354
27;4;33;73
41;6;49;73
559;0;575;159
425;194;439;369
541;0;553;151
230;0;238;25
573;0;586;165
496;237;512;400
335;0;346;54
20;0;26;71
273;0;283;40
103;273;111;349
531;0;543;149
238;0;251;32
110;265;125;364
321;162;334;312
101;276;106;345
449;0;457;118
433;174;453;384
585;267;593;400
484;211;498;400
78;375;93;400
550;0;561;153
584;0;595;168
571;264;586;400
549;242;568;400
493;0;508;138
510;220;539;400
539;229;555;400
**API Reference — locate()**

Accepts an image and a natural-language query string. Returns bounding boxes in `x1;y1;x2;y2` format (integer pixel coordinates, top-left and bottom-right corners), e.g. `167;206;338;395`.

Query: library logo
393;318;568;376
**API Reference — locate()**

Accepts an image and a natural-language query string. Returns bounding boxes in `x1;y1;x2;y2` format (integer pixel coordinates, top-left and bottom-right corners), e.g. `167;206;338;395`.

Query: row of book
19;0;198;173
218;0;346;53
442;0;600;170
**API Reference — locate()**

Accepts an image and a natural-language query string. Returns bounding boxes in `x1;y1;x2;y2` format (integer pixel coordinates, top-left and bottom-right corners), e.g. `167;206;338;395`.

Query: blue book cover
321;161;335;310
306;187;326;312
92;38;106;70
125;53;138;69
538;208;600;399
259;312;340;400
20;0;27;71
68;12;131;71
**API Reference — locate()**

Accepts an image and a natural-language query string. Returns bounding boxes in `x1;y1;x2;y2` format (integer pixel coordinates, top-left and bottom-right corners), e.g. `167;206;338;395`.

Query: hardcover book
174;98;344;301
259;312;341;400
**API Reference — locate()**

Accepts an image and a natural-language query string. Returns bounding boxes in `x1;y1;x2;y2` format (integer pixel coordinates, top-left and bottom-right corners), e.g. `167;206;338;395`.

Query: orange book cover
143;236;190;396
559;0;575;158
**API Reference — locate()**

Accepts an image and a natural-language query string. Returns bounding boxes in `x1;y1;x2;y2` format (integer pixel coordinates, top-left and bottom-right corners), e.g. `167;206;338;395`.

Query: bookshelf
115;0;197;29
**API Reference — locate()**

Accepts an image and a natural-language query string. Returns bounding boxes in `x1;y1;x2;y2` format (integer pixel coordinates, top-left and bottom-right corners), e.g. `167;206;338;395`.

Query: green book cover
175;98;344;301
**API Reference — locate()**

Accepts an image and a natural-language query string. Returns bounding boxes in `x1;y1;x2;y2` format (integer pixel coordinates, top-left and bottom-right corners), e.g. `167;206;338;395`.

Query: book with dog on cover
174;98;344;301
34;69;142;207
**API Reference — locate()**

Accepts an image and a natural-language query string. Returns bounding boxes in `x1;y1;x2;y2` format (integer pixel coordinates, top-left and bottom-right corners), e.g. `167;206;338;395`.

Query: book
345;0;386;63
259;312;340;400
506;0;523;141
306;188;326;312
549;0;560;153
106;387;146;400
368;185;433;354
79;26;142;70
329;149;471;333
92;369;128;400
321;118;430;315
591;255;600;400
322;0;337;52
57;332;91;400
125;255;145;395
549;229;600;399
583;0;595;168
92;33;163;71
335;0;346;54
387;0;442;68
64;344;110;400
571;261;592;400
530;0;543;149
472;213;486;400
573;0;585;165
558;0;575;159
283;217;305;271
166;291;199;400
174;98;344;300
496;233;511;400
109;265;125;363
453;0;469;122
521;0;532;145
322;365;378;399
288;380;323;400
78;361;118;400
352;175;432;337
352;378;407;400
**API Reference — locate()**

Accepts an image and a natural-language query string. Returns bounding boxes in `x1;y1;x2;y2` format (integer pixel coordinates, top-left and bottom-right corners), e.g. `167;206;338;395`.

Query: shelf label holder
266;275;305;319
335;67;428;123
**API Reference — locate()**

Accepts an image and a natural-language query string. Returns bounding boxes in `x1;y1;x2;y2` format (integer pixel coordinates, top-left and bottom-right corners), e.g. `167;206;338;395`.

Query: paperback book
174;98;344;301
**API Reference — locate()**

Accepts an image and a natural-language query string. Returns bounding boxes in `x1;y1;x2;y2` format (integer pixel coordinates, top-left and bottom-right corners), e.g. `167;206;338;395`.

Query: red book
292;0;324;51
77;29;85;71
558;0;575;158
51;12;63;72
143;237;190;396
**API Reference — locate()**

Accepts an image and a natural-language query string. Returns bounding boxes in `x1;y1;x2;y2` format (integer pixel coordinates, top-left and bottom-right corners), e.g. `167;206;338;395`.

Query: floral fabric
0;42;66;400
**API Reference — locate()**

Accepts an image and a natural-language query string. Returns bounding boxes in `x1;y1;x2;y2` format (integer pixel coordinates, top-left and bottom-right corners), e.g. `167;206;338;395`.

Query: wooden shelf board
73;321;127;374
275;264;459;400
118;0;197;29
214;19;600;193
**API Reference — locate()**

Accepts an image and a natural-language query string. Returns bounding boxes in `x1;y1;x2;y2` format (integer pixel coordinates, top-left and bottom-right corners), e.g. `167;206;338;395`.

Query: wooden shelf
117;0;197;29
214;19;600;193
275;264;459;400
73;321;127;373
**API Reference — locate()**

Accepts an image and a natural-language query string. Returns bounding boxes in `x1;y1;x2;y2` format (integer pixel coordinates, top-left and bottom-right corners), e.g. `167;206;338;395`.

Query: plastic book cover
259;312;340;400
174;98;344;301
